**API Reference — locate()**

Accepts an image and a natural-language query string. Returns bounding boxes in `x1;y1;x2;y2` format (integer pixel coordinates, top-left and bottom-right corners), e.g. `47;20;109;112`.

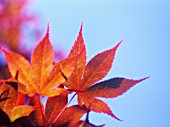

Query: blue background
30;0;170;127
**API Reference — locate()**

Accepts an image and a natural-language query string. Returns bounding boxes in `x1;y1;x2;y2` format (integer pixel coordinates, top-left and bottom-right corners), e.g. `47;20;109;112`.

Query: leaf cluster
0;24;149;127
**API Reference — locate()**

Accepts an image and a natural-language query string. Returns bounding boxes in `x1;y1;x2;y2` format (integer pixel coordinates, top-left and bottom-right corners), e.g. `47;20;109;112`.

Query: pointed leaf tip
79;23;83;35
139;76;150;82
81;21;84;26
46;23;50;37
114;40;123;50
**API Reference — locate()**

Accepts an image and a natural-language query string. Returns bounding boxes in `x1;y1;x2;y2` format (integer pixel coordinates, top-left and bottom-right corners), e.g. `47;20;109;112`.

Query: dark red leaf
29;96;44;126
86;77;150;98
45;95;68;126
81;41;122;90
78;95;121;121
0;108;10;126
54;105;87;126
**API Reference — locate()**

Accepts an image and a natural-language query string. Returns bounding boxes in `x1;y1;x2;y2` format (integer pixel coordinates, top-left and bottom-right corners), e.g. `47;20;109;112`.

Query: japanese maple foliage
0;24;149;127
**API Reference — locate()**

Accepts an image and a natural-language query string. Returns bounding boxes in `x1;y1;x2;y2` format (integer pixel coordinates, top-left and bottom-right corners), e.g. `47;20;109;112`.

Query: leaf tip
79;22;84;35
115;40;123;48
46;23;50;37
81;21;84;27
111;113;123;121
139;76;151;82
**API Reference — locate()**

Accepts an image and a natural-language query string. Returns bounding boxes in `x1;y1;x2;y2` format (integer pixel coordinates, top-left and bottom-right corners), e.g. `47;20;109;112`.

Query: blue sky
30;0;170;126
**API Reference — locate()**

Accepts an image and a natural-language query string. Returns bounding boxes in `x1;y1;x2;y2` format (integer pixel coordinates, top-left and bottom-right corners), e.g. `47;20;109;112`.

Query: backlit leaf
15;93;25;105
41;88;68;97
29;96;44;126
68;24;85;58
54;105;87;126
0;82;17;116
45;95;68;126
1;23;149;126
78;96;121;121
40;54;81;93
1;49;36;94
10;105;34;122
86;77;150;98
67;24;86;90
31;27;54;89
1;28;75;97
81;41;122;90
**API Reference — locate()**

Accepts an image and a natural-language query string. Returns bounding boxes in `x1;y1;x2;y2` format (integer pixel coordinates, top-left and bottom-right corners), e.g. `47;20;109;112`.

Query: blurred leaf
0;108;10;126
10;116;34;127
10;105;34;122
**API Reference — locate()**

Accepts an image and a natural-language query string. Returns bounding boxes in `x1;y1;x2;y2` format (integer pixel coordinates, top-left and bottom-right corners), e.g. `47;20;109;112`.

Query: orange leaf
67;24;86;90
45;95;68;126
1;48;36;94
31;27;54;90
40;54;81;93
41;88;68;97
17;82;27;94
1;28;73;97
10;105;34;122
0;82;17;116
81;41;122;90
0;82;34;122
85;77;150;98
54;105;87;126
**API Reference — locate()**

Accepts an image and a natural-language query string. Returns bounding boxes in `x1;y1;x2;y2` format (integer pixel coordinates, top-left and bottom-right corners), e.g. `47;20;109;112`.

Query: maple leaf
64;25;149;120
85;77;150;98
28;91;68;126
45;94;68;126
66;24;86;90
66;105;105;127
0;82;34;122
53;105;88;127
1;27;79;97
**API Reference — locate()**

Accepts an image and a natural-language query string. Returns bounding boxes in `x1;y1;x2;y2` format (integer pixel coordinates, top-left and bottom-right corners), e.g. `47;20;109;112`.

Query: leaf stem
37;94;46;126
52;93;77;124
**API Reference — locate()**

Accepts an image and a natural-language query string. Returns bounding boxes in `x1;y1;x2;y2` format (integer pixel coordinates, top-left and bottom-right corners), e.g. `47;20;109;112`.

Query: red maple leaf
63;24;149;120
